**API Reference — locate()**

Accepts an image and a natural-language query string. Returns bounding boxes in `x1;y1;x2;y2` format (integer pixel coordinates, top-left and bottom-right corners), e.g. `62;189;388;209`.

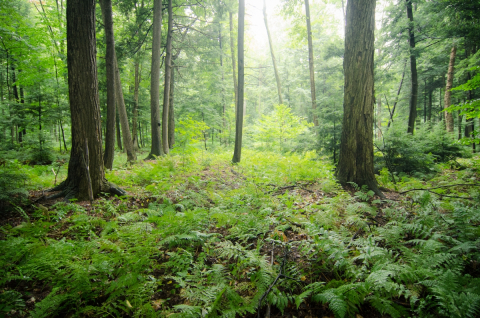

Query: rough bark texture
232;0;244;163
162;0;173;154
53;0;123;200
304;0;318;126
336;0;382;196
229;12;238;111
444;45;456;132
406;0;418;134
147;0;164;159
263;0;283;105
100;0;116;169
113;52;136;162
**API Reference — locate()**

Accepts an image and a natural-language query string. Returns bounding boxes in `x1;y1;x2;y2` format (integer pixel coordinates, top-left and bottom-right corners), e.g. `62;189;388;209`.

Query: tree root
45;180;126;202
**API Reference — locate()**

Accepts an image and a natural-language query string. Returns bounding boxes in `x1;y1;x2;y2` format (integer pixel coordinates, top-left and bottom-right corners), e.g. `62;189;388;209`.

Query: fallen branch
400;183;479;194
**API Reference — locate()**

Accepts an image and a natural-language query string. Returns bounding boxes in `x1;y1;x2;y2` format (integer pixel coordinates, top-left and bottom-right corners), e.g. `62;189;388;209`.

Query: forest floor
1;149;480;318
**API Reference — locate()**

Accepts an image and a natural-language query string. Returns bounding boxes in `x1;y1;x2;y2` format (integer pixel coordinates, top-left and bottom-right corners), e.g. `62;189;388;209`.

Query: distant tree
336;0;382;196
406;0;418;134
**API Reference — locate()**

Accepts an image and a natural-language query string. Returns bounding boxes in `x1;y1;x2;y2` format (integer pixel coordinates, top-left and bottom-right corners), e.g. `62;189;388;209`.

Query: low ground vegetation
1;148;480;318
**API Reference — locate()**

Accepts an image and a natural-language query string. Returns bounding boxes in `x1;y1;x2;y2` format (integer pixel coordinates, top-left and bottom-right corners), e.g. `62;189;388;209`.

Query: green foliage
375;122;469;175
0;161;29;210
251;104;314;152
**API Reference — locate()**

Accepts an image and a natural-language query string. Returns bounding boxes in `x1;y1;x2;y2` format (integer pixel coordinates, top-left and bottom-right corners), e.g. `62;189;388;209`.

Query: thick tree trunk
263;0;283;105
132;59;140;150
147;0;164;159
229;12;238;111
444;45;456;132
53;0;123;200
304;0;318;126
232;0;245;163
336;0;382;197
162;0;173;154
406;0;418;134
100;0;116;169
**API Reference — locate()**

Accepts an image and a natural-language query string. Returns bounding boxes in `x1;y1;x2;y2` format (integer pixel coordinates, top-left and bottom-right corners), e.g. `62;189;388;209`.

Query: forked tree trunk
444;45;456;132
229;12;238;111
336;0;382;197
406;0;418;134
146;0;164;159
52;0;123;200
162;0;173;154
263;0;283;105
100;0;116;169
304;0;318;126
232;0;245;163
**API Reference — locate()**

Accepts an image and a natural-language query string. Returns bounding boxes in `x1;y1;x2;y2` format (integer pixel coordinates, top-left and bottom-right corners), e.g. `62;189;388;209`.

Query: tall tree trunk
458;113;463;140
113;53;136;161
377;95;382;138
263;0;283;105
53;0;122;200
132;59;140;150
304;0;318;126
427;83;432;121
229;12;238;111
168;64;175;148
147;0;164;159
336;0;382;197
99;0;116;169
232;0;245;163
219;26;226;145
444;45;456;132
162;0;173;154
406;0;418;134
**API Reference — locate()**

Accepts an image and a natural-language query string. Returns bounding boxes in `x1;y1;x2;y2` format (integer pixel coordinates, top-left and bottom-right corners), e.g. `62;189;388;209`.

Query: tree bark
99;0;116;169
304;0;318;126
132;59;140;150
232;0;245;163
113;53;136;162
146;0;164;159
406;0;418;134
444;45;456;132
53;0;123;200
115;103;122;150
168;64;175;149
263;0;283;105
229;12;238;111
162;0;173;154
336;0;382;197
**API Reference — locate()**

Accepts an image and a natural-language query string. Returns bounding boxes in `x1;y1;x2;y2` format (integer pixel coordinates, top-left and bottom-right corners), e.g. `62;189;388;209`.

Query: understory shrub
375;122;469;174
0;161;28;211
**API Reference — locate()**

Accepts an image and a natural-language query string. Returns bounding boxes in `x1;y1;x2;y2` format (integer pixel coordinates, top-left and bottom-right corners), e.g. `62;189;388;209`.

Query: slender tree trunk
336;0;382;197
304;0;318;126
406;0;418;134
232;0;245;163
162;0;173;154
444;45;456;132
263;0;283;105
99;0;116;169
219;26;226;145
229;12;238;111
113;53;136;161
427;84;432;121
377;95;382;138
387;60;407;128
147;0;164;159
458;113;463;140
132;59;140;150
116;105;122;151
168;64;175;149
